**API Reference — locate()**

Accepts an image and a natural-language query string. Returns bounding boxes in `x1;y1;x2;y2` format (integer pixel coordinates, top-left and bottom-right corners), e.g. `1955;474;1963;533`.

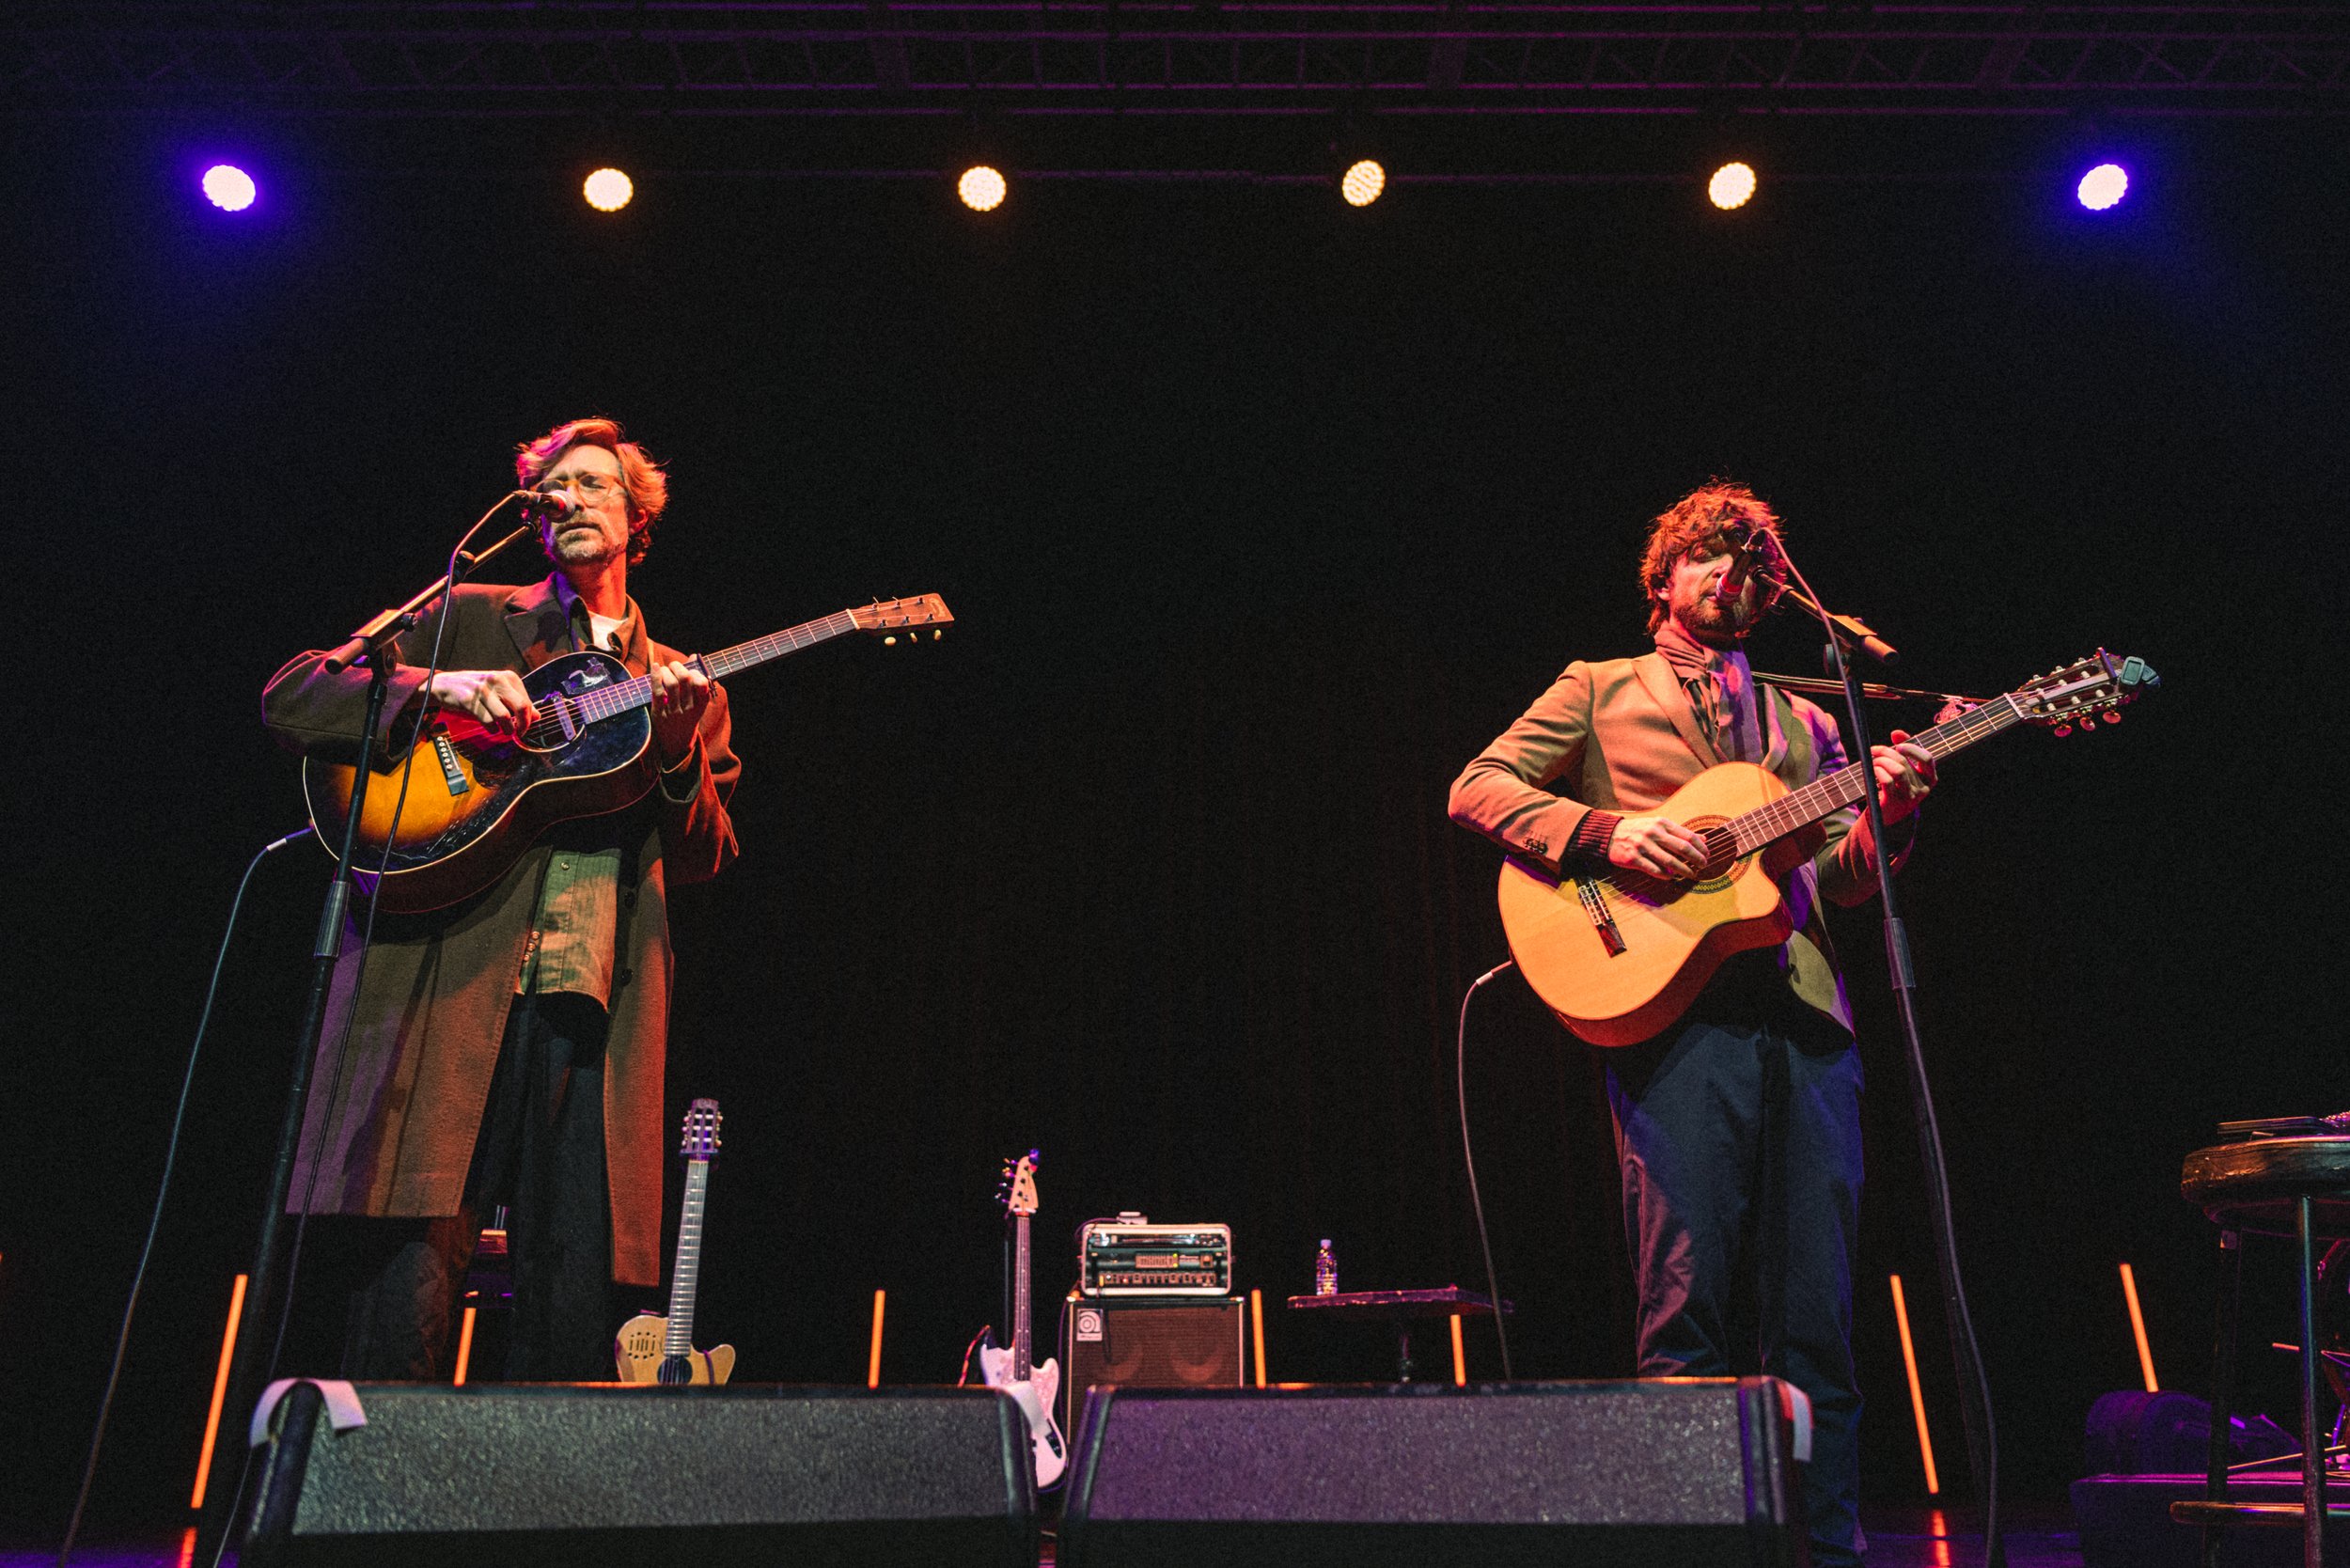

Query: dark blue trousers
1604;968;1867;1566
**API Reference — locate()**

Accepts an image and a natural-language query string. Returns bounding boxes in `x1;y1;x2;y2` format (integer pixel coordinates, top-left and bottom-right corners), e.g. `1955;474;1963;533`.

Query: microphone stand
199;514;533;1562
1769;568;2008;1568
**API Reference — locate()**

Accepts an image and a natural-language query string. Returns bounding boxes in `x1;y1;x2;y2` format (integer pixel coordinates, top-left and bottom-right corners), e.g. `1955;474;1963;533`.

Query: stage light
583;167;634;212
1340;158;1386;208
958;165;1008;212
1708;162;1757;212
201;165;257;212
2076;163;2129;212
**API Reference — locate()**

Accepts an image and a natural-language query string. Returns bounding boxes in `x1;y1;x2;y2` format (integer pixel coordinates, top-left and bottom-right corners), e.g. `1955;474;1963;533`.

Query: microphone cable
57;826;315;1568
1456;958;1517;1381
1776;542;2005;1568
209;494;519;1568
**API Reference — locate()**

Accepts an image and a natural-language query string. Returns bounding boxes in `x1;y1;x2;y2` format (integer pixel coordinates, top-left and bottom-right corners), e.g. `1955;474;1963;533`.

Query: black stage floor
12;1504;2085;1567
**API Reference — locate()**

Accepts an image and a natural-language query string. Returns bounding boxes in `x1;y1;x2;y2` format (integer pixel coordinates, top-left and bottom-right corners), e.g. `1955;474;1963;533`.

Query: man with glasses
263;416;741;1380
1447;482;1935;1568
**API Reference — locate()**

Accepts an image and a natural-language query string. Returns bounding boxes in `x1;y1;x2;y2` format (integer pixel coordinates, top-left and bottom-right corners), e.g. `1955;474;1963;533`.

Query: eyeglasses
534;472;623;501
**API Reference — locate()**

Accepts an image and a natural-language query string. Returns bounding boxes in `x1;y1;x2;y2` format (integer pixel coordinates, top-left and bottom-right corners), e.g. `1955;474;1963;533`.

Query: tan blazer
1449;651;1907;1036
262;575;740;1285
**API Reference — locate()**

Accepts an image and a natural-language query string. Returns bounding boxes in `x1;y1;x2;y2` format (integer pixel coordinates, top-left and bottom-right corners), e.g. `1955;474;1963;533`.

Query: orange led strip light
1889;1275;1941;1496
190;1274;249;1510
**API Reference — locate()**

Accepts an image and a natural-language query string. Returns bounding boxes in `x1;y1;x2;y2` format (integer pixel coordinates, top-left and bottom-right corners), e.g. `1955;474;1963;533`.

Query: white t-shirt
588;611;631;654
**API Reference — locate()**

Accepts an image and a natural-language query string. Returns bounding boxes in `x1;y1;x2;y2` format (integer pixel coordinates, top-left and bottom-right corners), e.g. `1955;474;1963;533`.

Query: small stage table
1285;1285;1512;1383
2176;1133;2350;1568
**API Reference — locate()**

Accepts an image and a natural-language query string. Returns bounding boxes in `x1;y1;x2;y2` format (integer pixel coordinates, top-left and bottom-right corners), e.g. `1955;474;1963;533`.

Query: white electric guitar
977;1151;1067;1488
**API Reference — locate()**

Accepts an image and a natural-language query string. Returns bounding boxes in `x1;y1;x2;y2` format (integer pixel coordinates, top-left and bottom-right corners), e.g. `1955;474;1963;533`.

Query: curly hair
1637;481;1787;633
515;416;669;567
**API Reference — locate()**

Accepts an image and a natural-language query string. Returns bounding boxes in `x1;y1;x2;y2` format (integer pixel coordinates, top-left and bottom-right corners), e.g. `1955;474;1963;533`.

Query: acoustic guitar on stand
978;1151;1067;1487
1498;650;2158;1046
614;1098;735;1386
304;594;953;913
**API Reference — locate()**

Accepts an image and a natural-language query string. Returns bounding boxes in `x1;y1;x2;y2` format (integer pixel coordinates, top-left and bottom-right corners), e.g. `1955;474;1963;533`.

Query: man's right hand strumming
429;669;540;740
1607;813;1709;881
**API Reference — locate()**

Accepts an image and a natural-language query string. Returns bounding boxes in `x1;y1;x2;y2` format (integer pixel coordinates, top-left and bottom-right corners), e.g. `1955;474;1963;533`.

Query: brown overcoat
1449;651;1909;1036
261;575;740;1285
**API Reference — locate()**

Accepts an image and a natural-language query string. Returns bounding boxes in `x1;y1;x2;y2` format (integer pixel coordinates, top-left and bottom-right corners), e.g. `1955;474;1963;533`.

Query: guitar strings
517;609;864;747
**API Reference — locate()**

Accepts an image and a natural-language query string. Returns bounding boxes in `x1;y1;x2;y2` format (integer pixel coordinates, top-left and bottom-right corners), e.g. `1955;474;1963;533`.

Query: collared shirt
1654;618;1760;764
517;585;638;1006
1562;619;1763;865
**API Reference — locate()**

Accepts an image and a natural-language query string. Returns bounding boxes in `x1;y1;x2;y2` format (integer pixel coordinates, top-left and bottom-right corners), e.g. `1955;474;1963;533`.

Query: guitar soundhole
656;1355;693;1386
1690;822;1742;891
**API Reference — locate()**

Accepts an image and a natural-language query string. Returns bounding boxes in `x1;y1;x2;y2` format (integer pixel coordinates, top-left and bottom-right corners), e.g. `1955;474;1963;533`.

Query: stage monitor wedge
1059;1378;1806;1568
243;1381;1038;1568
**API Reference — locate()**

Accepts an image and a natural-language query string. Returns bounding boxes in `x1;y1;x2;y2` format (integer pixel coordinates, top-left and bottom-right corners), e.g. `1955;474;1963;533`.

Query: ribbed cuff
1570;809;1622;864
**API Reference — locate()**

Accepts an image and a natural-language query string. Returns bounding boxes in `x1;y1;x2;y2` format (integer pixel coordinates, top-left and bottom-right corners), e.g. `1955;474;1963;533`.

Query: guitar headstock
681;1098;722;1162
852;594;955;647
998;1150;1041;1218
2012;650;2159;737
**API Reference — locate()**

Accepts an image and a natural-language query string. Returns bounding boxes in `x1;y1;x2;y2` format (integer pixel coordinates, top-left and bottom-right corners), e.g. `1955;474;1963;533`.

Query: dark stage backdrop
3;119;2343;1534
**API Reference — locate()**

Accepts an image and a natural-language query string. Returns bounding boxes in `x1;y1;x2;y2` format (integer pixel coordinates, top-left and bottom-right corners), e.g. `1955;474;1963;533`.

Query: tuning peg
2102;711;2121;725
883;635;898;646
2051;724;2072;737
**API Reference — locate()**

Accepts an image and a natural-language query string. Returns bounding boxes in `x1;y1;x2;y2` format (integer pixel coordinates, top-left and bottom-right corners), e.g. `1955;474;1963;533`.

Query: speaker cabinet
1058;1294;1246;1433
1059;1379;1807;1568
243;1381;1038;1568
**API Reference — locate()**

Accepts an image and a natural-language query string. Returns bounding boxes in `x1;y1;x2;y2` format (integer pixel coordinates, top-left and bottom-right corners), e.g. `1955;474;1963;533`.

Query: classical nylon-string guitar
303;594;952;912
614;1098;733;1386
1498;649;2158;1046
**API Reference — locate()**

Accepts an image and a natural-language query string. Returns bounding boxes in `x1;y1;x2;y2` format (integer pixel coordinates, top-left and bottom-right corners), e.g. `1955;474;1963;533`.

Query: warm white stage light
1340;159;1386;208
201;165;258;212
2076;163;2129;212
959;165;1008;212
1709;162;1757;211
583;167;634;212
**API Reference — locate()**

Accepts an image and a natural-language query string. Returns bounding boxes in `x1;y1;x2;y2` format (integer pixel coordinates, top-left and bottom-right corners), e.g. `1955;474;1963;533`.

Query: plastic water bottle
1314;1238;1338;1296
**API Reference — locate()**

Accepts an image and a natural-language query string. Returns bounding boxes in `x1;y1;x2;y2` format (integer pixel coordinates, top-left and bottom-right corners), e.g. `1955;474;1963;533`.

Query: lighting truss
8;3;2347;119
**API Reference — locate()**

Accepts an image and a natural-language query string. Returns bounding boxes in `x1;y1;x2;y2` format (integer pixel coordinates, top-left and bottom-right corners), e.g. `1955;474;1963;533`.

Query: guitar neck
665;1159;713;1356
569;610;866;727
1010;1213;1032;1383
1726;691;2028;855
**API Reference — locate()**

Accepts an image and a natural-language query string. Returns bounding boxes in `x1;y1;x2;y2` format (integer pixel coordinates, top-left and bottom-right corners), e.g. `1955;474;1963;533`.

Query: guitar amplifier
1058;1295;1247;1438
1079;1215;1232;1296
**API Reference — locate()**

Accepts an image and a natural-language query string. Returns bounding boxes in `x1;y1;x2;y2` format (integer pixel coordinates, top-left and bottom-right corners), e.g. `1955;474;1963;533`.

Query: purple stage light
201;165;257;212
2076;164;2129;212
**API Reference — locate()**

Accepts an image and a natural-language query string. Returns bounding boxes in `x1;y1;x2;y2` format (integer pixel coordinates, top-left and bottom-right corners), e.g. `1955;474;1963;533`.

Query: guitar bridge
1574;876;1628;957
431;731;471;797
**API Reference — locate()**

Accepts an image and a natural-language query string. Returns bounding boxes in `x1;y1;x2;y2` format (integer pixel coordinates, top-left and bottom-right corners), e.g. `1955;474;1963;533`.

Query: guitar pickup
431;731;471;797
1574;877;1628;957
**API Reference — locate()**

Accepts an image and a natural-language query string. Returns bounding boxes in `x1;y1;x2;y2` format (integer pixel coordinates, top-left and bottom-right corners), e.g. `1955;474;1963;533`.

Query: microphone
518;490;576;521
1713;524;1759;608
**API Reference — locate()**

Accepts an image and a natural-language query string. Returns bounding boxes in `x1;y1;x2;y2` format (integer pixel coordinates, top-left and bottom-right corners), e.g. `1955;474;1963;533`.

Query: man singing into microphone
1448;482;1934;1567
262;416;740;1379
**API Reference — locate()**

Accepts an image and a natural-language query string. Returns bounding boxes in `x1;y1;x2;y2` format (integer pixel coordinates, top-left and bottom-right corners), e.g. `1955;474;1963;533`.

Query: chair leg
2303;1196;2324;1568
2207;1229;2242;1568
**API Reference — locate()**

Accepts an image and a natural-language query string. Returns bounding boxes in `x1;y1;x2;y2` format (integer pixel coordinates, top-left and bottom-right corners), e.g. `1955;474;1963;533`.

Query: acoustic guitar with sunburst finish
303;594;952;913
1498;650;2157;1047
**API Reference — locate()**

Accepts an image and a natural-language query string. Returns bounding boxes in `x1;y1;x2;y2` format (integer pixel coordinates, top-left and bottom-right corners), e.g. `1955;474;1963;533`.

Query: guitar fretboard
1721;692;2027;857
1010;1213;1033;1383
665;1159;713;1357
568;610;863;730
